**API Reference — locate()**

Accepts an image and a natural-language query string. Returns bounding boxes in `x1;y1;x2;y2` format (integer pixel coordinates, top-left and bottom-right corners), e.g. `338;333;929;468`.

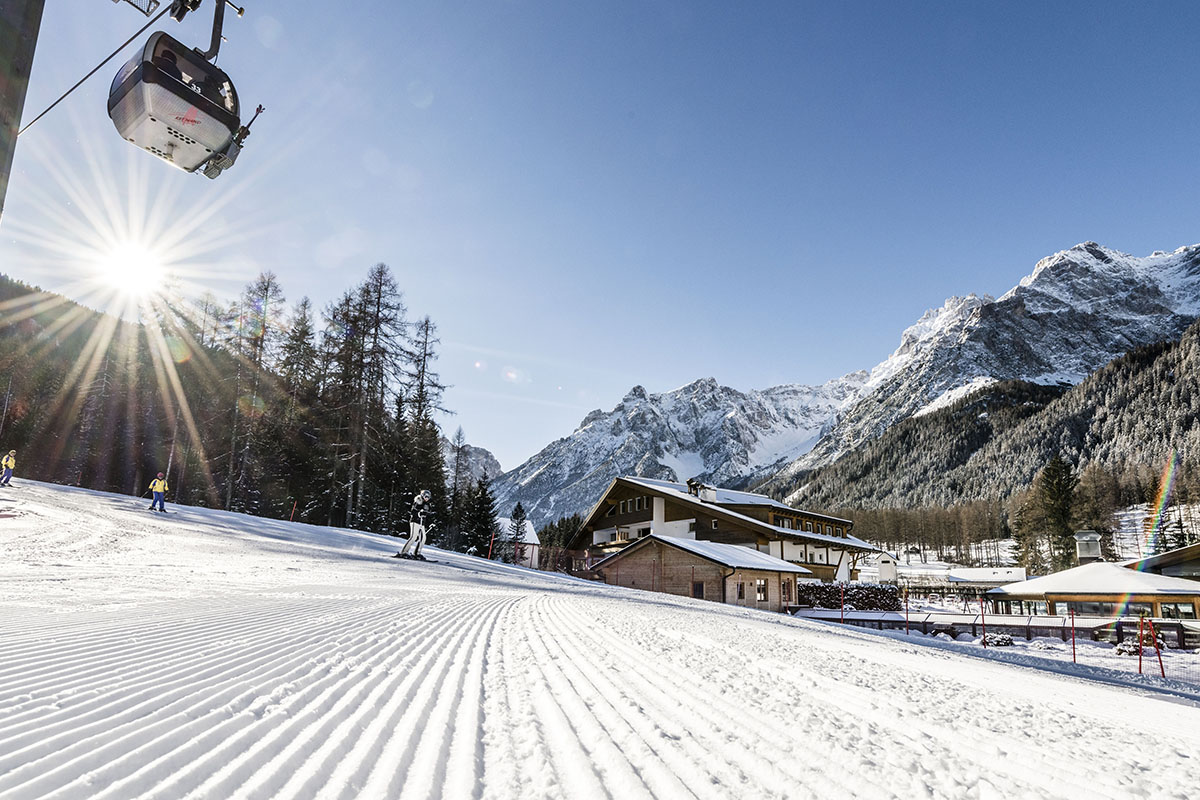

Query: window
755;579;767;602
635;497;643;511
782;579;791;603
711;520;719;530
692;581;704;599
638;527;650;538
1161;603;1197;620
688;521;697;533
619;500;626;514
825;524;833;535
804;521;813;532
606;505;616;517
835;527;843;537
737;582;745;600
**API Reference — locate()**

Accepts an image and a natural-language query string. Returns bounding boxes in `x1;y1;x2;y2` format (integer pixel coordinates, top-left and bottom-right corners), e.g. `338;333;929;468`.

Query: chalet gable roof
574;476;875;553
593;534;815;575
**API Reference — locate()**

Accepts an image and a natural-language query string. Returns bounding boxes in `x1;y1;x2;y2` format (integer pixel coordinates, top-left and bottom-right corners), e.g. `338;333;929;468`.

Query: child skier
396;489;433;560
0;450;13;486
148;472;168;512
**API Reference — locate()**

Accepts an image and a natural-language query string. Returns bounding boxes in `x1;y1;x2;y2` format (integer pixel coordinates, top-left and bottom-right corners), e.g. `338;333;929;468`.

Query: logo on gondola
174;107;201;127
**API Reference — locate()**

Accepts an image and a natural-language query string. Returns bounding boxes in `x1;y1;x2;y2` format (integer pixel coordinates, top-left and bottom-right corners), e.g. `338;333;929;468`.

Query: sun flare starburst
93;240;166;301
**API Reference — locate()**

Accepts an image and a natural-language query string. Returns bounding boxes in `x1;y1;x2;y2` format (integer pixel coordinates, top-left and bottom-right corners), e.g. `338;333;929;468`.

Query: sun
93;241;166;300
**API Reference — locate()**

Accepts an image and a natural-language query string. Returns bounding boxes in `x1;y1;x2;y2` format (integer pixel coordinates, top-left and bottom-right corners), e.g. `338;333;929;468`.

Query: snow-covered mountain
766;242;1200;496
492;374;865;523
496;242;1200;523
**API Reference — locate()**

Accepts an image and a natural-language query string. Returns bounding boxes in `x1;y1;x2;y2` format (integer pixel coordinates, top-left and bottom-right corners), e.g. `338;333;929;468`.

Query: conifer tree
505;502;528;565
462;473;498;556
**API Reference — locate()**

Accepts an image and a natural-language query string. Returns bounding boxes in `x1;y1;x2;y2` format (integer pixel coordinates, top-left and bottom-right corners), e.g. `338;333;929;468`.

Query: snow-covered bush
795;583;901;611
983;632;1013;647
1115;628;1164;656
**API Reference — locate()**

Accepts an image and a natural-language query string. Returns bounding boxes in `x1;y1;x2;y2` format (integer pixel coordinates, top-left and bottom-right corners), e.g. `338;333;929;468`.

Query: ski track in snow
2;482;1200;799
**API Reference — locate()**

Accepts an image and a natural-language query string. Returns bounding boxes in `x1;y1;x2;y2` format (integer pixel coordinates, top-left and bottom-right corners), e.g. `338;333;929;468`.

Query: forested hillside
0;269;502;552
776;318;1200;512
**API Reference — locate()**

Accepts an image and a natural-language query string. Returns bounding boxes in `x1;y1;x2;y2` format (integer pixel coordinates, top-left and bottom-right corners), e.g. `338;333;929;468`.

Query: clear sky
3;1;1199;470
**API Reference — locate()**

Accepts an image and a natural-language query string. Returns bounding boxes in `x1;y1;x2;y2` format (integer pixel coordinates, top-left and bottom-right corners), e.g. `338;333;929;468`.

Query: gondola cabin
108;32;242;178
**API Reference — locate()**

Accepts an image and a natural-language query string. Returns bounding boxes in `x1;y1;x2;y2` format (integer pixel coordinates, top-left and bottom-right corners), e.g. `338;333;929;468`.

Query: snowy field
4;482;1200;799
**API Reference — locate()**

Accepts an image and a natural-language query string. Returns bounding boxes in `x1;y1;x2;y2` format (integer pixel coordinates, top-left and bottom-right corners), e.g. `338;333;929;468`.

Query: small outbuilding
592;534;814;613
987;562;1200;619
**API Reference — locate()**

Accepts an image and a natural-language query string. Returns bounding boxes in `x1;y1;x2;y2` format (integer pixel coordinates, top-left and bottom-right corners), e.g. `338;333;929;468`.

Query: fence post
840;583;845;624
980;596;986;647
1138;616;1144;675
905;587;909;636
1070;610;1076;664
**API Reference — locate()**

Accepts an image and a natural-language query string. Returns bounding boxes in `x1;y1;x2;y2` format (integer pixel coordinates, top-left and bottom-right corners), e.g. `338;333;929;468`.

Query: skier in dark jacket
396;489;433;560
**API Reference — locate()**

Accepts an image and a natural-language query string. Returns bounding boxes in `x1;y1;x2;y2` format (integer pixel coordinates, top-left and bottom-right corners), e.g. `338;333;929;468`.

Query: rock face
441;437;503;486
494;242;1200;524
492;374;866;524
769;242;1200;487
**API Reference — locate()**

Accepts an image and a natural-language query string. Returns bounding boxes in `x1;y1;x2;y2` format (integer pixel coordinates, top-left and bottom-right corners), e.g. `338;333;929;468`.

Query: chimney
1074;530;1102;565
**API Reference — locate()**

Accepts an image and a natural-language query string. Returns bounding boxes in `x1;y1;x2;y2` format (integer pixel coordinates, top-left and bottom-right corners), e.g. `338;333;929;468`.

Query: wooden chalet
592;535;815;613
569;476;875;582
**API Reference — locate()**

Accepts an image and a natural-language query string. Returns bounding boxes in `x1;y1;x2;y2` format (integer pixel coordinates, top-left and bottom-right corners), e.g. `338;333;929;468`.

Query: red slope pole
1149;618;1166;678
290;500;297;522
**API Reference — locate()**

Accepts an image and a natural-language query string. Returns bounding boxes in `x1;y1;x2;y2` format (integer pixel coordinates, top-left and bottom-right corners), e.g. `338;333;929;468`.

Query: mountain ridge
495;242;1200;524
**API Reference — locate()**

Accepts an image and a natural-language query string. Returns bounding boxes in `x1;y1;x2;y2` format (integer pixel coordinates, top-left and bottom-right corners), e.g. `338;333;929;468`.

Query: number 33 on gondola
108;0;263;179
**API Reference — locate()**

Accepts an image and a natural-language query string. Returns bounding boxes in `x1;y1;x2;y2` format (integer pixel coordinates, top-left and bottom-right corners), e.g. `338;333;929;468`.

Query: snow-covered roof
594;535;813;575
621;476;855;526
946;567;1027;583
624;474;878;551
617;476;874;552
1122;541;1200;572
496;517;540;545
987;562;1200;597
629;477;801;513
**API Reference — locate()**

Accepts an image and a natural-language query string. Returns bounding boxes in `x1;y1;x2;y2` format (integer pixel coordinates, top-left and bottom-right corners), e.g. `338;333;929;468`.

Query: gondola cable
18;6;172;138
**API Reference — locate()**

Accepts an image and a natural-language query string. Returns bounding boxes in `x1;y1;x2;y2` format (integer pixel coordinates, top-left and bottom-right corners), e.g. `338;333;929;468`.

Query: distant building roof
946;567;1027;583
987;562;1200;597
496;517;539;545
1122;541;1200;573
594;534;814;575
627;477;853;524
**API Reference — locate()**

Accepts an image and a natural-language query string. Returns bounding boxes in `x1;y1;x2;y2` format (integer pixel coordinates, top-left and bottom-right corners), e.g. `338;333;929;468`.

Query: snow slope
3;481;1200;799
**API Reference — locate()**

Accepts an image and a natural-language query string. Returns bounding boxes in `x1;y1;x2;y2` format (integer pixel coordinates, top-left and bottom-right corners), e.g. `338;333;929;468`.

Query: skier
0;450;14;486
148;472;168;512
396;489;433;560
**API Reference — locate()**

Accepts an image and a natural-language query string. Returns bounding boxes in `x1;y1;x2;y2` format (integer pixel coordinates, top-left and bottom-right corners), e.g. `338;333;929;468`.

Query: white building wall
656;519;696;539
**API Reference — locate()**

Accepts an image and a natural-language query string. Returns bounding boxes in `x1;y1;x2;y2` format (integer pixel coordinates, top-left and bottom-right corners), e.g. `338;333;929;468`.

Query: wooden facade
593;536;810;614
571;476;874;583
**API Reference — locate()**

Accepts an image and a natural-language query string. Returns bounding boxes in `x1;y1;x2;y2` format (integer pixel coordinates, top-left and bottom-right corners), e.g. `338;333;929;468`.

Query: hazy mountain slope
766;242;1200;486
495;242;1200;525
784;316;1200;510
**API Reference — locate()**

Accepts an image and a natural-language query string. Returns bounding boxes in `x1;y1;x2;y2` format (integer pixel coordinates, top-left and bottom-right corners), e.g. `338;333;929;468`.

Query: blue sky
3;1;1200;469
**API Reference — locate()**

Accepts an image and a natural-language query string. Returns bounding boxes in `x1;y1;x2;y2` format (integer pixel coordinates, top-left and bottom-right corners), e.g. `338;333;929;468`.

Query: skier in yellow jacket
1;450;14;486
148;472;168;512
